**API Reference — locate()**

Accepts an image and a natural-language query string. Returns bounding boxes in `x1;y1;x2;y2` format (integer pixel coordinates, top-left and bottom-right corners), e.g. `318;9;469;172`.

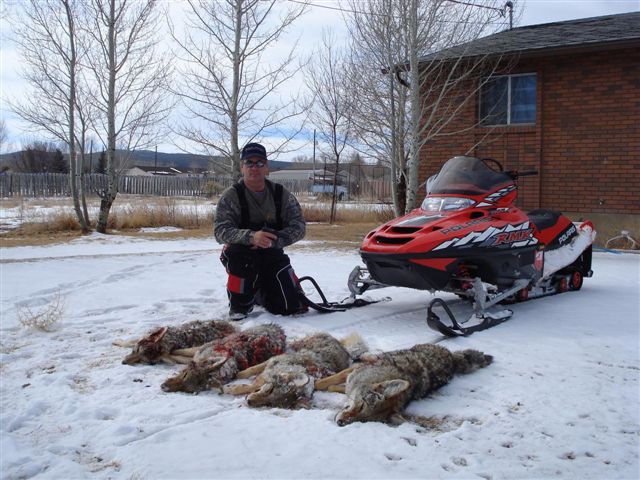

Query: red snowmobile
347;155;596;336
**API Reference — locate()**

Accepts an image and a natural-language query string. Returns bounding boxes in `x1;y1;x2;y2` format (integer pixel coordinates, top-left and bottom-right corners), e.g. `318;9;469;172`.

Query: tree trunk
397;174;407;214
405;0;421;213
96;193;116;233
389;65;401;217
79;147;90;227
330;155;339;224
69;154;90;233
97;0;119;234
229;0;243;178
64;0;89;233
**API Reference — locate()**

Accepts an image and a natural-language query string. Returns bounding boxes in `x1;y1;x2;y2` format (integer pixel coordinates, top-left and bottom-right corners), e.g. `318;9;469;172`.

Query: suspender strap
232;183;250;228
266;182;284;230
233;181;284;230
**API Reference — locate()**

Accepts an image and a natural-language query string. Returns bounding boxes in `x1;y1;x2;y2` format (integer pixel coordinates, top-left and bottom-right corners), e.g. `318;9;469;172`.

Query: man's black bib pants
220;182;306;316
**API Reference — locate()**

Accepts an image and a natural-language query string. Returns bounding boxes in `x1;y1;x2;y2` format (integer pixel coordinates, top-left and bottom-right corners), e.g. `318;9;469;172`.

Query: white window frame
479;73;537;126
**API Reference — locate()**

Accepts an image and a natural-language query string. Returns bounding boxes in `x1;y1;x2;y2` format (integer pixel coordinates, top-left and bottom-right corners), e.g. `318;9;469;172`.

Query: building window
479;73;536;125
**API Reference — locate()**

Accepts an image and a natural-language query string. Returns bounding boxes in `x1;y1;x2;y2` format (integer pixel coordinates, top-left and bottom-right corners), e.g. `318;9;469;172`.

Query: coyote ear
205;357;228;372
148;326;168;344
257;382;274;395
293;373;310;388
375;379;410;398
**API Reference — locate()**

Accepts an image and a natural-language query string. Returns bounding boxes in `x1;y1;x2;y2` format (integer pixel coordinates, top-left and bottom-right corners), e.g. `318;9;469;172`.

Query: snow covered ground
1;234;638;479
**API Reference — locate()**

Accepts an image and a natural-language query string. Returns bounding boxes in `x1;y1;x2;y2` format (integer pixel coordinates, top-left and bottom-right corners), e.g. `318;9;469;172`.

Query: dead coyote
225;332;365;409
318;343;493;426
117;320;237;365
161;324;286;393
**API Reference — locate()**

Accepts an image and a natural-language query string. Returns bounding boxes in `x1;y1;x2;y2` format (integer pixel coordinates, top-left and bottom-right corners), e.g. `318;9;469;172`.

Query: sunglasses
243;159;266;168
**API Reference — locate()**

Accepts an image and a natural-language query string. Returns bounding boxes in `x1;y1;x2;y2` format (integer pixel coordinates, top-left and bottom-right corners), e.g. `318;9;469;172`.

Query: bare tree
84;0;173;233
291;155;311;163
0;119;7;153
346;0;410;215
10;0;90;232
305;31;352;224
346;0;512;213
170;0;307;177
403;0;510;211
75;85;101;223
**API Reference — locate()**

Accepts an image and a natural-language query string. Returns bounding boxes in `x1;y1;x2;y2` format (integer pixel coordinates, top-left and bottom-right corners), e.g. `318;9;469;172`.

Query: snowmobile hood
361;156;540;257
361;207;538;257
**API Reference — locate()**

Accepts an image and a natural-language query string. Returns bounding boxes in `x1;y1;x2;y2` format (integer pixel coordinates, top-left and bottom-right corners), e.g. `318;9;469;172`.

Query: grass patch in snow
0;196;392;247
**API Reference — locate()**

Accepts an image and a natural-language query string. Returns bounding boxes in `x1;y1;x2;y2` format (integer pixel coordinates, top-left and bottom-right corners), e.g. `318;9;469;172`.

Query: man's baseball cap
241;143;267;161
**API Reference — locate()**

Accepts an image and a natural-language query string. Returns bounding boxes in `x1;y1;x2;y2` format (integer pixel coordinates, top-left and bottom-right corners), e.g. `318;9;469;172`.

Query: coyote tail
452;349;493;374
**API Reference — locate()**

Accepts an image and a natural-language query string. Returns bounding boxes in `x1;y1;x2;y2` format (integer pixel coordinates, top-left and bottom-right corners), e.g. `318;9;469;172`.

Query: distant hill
124;150;215;169
123;149;292;171
0;149;292;173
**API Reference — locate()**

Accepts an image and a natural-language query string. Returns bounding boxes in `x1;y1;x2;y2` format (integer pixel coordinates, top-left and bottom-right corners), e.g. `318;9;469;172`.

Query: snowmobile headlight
421;196;475;212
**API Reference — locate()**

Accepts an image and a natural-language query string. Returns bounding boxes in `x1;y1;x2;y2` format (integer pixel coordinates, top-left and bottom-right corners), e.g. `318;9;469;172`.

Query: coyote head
246;372;314;409
335;379;410;426
161;356;230;393
123;327;168;365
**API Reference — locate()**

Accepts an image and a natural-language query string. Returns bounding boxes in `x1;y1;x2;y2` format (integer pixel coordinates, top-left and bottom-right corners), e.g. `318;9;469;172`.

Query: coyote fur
161;324;286;393
117;320;237;365
320;343;493;426
224;332;365;409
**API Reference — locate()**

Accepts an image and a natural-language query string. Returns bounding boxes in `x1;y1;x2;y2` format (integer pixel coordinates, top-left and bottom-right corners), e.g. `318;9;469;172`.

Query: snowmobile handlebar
507;169;538;179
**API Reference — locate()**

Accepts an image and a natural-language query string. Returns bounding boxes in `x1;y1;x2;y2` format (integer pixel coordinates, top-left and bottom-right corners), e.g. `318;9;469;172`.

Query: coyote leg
172;347;199;357
315;366;355;391
327;384;346;394
236;361;268;379
112;339;137;348
224;381;263;395
168;354;193;364
160;353;177;365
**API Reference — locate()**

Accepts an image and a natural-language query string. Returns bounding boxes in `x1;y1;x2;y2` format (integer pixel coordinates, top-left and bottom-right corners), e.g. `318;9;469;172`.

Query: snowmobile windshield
428;156;513;196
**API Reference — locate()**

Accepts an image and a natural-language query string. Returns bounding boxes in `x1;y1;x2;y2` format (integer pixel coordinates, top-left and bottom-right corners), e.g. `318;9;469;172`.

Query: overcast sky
0;0;638;158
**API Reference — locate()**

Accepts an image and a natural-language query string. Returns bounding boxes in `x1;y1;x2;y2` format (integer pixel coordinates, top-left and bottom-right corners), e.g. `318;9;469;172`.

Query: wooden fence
0;173;391;201
0;173;231;198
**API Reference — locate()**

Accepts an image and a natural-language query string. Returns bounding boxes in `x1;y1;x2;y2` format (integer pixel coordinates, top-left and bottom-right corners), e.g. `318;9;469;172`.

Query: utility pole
312;129;316;185
154;145;158;174
323;154;327;193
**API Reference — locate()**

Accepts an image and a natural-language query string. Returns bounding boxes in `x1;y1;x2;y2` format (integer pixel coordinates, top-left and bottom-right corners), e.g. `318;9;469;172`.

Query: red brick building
419;12;640;240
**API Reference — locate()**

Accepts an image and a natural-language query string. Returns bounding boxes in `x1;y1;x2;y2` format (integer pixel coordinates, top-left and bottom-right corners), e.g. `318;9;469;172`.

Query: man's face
241;157;268;183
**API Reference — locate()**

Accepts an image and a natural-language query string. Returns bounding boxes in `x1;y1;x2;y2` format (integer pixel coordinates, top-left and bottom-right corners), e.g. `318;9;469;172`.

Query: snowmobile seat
527;209;562;231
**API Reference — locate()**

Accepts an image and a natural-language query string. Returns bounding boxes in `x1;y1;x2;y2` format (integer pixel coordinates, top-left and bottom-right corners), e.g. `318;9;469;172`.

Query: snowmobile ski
424;277;525;336
426;297;513;337
298;276;389;313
